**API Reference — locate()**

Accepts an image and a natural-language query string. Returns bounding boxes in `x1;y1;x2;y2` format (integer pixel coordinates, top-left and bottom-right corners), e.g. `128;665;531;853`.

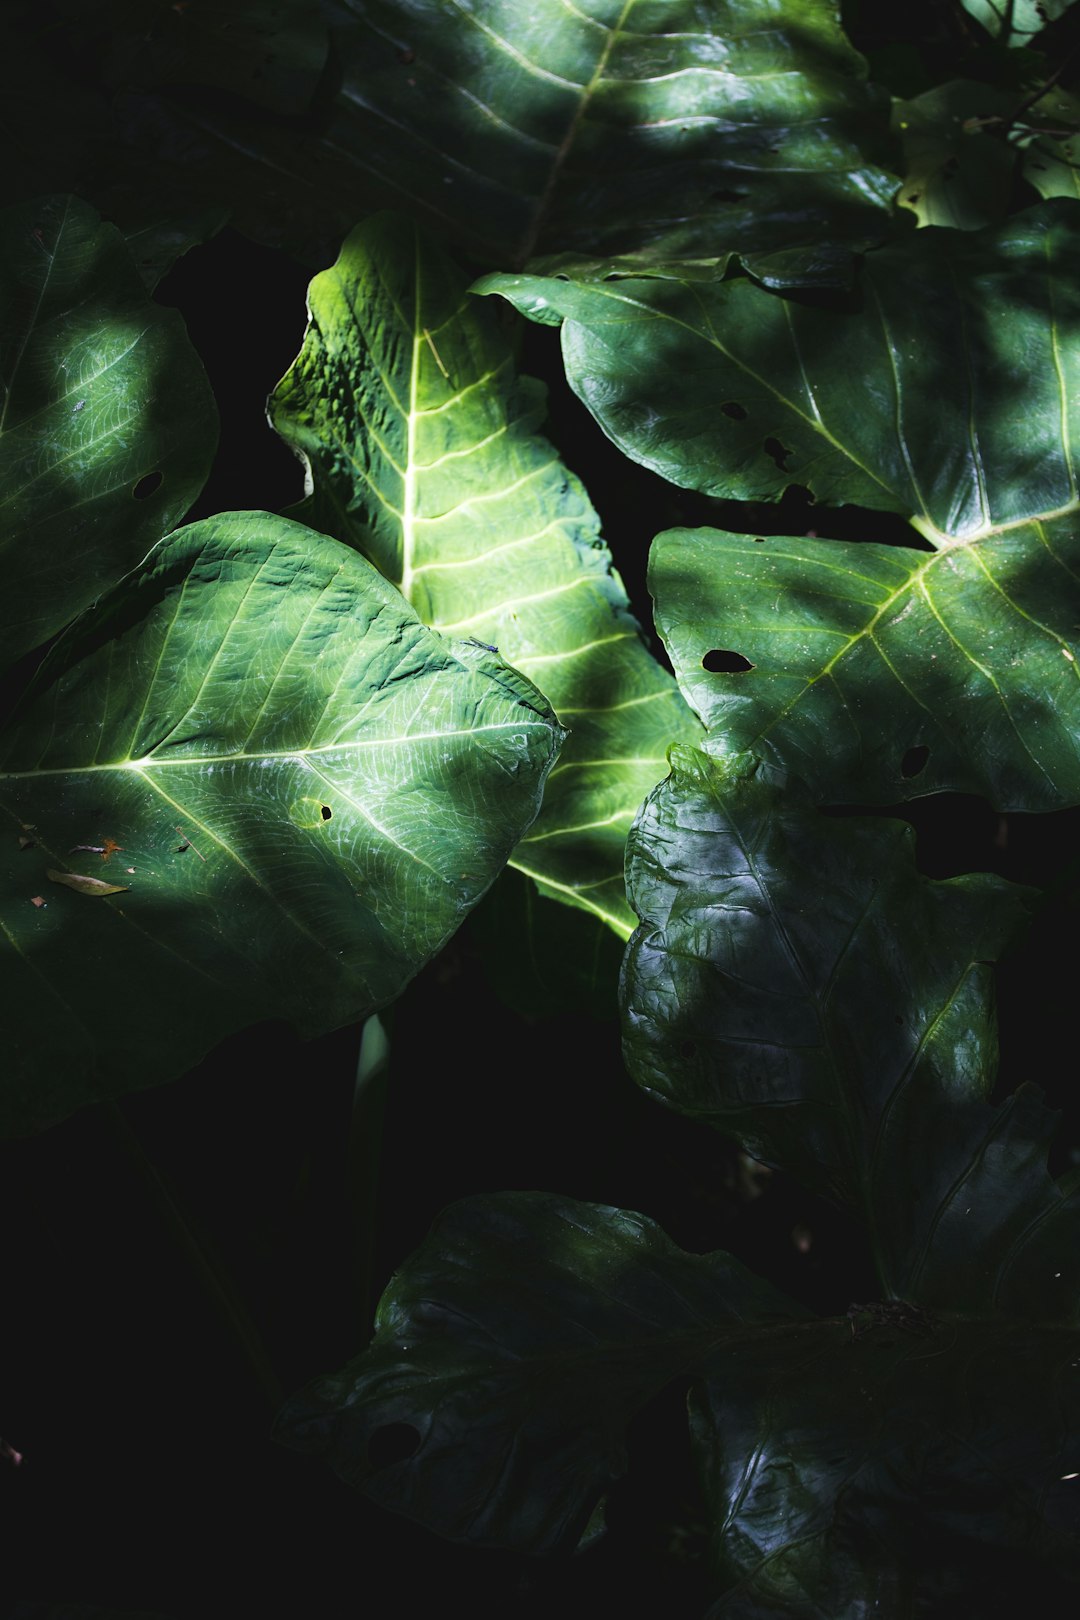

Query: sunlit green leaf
270;212;700;935
649;520;1080;810
0;511;564;1134
892;80;1017;230
0;194;218;668
477;201;1080;541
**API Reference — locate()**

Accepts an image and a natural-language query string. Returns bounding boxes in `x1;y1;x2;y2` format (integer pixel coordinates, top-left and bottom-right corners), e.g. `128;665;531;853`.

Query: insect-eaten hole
900;744;930;780
763;437;793;472
320;804;333;821
721;401;748;421
367;1422;422;1469
132;470;163;500
702;648;755;674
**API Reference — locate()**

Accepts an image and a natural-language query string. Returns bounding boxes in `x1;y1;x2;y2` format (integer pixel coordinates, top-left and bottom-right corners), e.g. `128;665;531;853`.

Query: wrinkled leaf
477;201;1080;541
275;1191;805;1552
619;746;1040;1298
6;1;897;272
270;212;700;935
695;1316;1080;1615
649;520;1080;810
0;511;564;1134
0;194;218;668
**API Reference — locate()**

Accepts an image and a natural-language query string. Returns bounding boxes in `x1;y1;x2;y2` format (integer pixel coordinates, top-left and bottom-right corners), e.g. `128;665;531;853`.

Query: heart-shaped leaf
270;212;701;935
0;194;218;668
0;511;564;1134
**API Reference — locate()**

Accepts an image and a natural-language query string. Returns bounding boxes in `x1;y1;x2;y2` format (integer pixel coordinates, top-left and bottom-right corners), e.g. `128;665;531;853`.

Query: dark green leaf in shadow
269;212;701;936
477;200;1080;541
649;520;1080;811
694;1317;1080;1614
6;1;897;273
0;194;219;669
619;746;1039;1298
274;1191;806;1553
0;512;564;1134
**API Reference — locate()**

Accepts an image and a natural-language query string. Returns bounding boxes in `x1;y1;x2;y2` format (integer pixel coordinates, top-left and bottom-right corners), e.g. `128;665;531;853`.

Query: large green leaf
275;1191;807;1552
4;1;897;272
618;746;1043;1299
477;201;1080;540
649;520;1080;810
0;511;564;1134
0;194;218;668
276;1191;1080;1603
269;212;700;935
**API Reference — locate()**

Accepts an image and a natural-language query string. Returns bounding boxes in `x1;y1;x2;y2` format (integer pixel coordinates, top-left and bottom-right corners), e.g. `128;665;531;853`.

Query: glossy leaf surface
7;1;897;272
270;212;700;934
0;194;218;667
649;520;1080;810
0;512;564;1133
478;202;1080;540
619;747;1041;1297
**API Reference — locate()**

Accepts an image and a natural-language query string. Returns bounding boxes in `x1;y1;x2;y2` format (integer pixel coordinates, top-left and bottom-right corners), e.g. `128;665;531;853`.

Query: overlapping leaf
275;1190;1080;1603
0;194;218;668
4;1;897;273
478;201;1080;536
961;0;1077;47
618;745;1052;1300
275;1191;807;1552
482;204;1080;809
270;212;700;934
0;511;564;1134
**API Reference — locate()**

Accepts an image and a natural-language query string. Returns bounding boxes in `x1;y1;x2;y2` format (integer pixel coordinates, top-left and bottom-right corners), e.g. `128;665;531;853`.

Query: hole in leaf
320;804;332;821
368;1422;421;1468
702;649;755;674
900;745;930;779
763;437;793;472
721;401;748;420
711;188;747;203
133;471;163;500
753;535;766;543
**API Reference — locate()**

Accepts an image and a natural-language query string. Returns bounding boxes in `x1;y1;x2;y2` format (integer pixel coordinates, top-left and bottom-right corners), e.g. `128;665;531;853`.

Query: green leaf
960;0;1078;47
0;511;564;1134
694;1316;1080;1614
9;1;898;272
269;212;701;936
0;194;218;668
649;520;1080;810
1019;86;1080;205
276;1190;1080;1603
892;80;1018;230
619;746;1040;1299
477;201;1080;541
275;1191;806;1553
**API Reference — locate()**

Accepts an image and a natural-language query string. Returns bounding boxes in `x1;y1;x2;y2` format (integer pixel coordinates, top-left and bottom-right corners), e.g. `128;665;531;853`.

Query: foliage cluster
3;2;1080;1615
